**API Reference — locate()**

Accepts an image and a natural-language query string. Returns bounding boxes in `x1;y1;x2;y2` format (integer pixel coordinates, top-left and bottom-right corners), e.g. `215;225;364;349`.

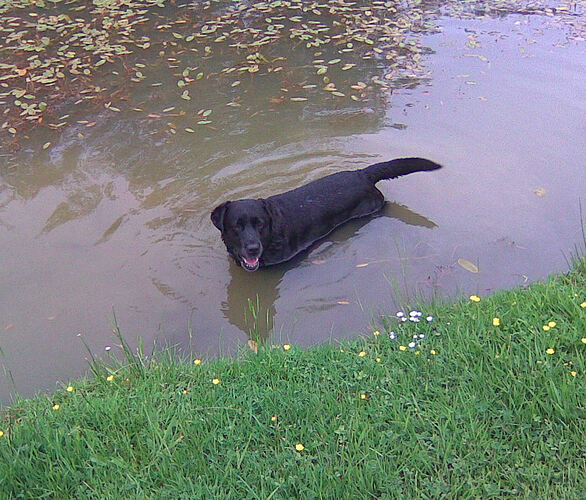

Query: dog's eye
250;217;264;229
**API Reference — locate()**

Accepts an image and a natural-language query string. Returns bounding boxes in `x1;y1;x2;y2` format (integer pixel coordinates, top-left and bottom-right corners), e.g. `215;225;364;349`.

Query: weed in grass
562;200;586;271
244;295;272;347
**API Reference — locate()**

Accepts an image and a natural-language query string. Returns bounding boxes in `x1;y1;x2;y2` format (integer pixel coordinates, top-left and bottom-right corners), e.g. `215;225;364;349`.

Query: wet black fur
211;157;442;271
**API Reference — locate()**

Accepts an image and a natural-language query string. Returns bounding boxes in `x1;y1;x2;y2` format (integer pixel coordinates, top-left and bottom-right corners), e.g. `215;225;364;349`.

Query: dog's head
211;199;271;271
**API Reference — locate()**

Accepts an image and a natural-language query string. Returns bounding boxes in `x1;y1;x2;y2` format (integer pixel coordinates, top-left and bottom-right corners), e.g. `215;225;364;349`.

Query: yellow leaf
457;258;479;273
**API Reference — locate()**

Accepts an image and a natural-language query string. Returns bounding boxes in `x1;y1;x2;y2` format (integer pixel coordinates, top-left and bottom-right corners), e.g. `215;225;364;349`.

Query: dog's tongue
243;257;259;268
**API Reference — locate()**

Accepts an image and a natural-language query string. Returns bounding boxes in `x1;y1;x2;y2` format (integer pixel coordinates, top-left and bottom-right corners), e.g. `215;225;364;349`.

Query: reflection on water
1;9;585;404
222;202;438;340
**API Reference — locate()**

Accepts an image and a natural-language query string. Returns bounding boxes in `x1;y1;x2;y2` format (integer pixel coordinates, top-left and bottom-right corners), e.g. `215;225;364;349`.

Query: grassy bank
1;258;585;499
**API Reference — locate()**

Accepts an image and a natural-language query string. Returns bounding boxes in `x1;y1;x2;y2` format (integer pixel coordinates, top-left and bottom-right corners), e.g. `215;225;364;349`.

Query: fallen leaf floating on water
534;187;547;197
457;258;479;273
0;0;434;145
1;0;578;149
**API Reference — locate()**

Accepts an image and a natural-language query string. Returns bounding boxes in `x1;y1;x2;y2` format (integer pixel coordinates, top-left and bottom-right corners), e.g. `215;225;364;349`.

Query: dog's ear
211;201;230;231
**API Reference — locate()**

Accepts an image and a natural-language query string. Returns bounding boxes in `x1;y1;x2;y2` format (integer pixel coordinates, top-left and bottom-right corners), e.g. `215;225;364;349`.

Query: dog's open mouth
241;256;260;271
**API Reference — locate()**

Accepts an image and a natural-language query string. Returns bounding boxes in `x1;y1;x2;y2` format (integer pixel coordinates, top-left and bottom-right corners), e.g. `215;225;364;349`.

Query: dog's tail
363;158;442;184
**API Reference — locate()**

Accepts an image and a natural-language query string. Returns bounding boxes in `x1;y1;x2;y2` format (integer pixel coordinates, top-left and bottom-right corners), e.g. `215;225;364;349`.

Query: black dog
211;157;442;271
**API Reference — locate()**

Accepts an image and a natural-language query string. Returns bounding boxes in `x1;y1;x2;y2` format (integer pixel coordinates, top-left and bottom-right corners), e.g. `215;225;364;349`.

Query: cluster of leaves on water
0;0;583;152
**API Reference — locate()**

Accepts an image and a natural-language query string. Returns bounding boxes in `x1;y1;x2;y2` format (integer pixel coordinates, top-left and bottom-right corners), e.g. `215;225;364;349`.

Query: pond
1;0;585;404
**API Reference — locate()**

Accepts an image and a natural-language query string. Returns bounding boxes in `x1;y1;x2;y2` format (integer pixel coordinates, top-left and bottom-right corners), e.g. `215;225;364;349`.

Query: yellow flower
372;330;380;336
271;415;277;422
360;393;368;400
106;375;115;382
430;349;437;355
492;317;501;327
66;386;74;393
581;301;586;308
193;359;202;366
0;430;4;438
548;321;557;328
283;344;291;351
52;404;60;411
542;325;550;331
399;345;407;351
212;378;220;385
570;371;577;377
358;351;367;357
546;348;555;355
295;443;305;452
581;337;586;344
375;357;381;363
470;295;481;302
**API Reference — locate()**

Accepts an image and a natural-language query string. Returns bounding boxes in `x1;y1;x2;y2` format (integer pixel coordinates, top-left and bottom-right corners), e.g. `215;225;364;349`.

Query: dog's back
267;157;441;218
262;157;442;261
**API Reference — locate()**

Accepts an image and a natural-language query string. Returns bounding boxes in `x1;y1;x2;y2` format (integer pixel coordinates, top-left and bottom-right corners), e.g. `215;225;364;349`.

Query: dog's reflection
221;202;438;342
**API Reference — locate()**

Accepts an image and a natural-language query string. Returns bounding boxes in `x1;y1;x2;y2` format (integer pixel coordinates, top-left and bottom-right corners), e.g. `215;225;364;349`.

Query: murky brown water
1;9;585;404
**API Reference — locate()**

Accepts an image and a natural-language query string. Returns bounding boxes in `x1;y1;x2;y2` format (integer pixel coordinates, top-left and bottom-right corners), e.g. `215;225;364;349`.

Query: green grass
1;258;585;499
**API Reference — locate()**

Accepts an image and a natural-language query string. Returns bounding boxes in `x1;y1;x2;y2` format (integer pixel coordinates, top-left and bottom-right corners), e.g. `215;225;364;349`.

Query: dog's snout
245;242;261;256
